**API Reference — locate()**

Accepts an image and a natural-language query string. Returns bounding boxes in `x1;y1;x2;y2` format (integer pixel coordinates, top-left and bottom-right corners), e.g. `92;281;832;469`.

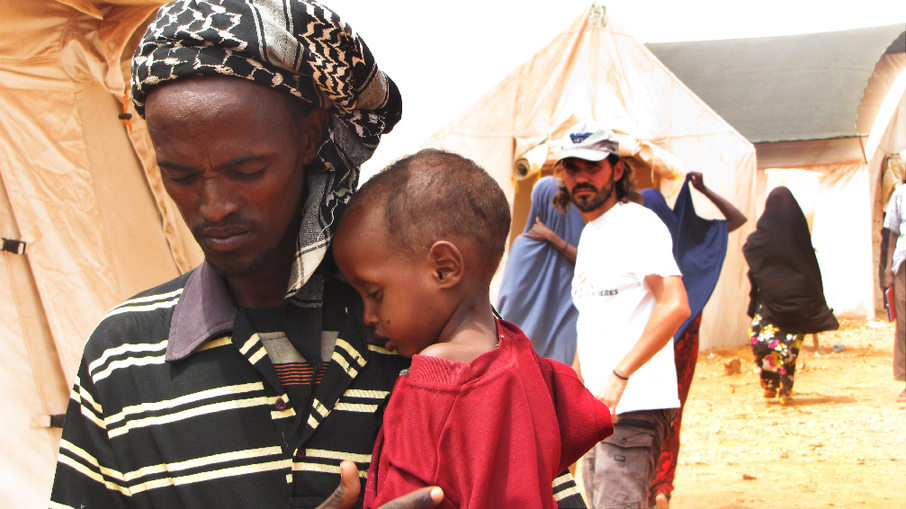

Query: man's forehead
149;75;277;103
560;157;606;170
145;75;295;122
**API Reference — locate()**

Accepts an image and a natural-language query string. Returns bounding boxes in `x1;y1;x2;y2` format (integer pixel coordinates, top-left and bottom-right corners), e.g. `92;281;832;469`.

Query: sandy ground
579;319;905;509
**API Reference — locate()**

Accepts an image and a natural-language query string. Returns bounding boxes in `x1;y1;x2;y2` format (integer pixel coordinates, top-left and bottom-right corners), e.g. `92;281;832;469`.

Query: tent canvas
420;6;757;351
0;0;197;505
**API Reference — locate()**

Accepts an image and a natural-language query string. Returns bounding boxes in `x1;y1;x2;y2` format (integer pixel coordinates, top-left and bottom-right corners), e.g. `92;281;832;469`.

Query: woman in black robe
743;186;838;404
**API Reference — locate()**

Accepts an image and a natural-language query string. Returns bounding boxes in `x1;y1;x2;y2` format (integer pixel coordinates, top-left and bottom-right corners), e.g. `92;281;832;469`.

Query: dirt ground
575;319;904;509
665;319;904;509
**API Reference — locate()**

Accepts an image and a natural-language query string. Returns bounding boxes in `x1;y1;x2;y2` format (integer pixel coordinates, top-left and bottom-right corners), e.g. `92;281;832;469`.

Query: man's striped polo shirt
49;261;588;508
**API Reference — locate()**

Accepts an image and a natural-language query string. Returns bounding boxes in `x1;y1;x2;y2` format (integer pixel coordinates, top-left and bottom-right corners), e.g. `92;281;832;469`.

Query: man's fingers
316;460;361;509
377;486;444;509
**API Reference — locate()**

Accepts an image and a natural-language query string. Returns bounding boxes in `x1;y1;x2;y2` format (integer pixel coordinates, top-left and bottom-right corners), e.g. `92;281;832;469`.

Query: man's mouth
196;230;251;251
195;227;252;252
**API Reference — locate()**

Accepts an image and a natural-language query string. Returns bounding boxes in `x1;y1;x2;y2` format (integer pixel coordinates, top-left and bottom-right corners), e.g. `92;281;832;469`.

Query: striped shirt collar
167;261;236;362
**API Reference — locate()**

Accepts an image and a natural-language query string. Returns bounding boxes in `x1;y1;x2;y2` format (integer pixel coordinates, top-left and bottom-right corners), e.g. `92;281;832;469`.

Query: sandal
779;390;792;405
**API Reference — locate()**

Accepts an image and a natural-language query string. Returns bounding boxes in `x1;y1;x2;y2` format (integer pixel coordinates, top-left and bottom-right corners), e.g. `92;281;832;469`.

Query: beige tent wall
421;7;757;349
0;171;70;509
0;0;197;505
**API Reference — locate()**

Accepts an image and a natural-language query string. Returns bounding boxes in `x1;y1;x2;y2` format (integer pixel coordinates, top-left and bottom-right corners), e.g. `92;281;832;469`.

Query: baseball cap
556;121;620;163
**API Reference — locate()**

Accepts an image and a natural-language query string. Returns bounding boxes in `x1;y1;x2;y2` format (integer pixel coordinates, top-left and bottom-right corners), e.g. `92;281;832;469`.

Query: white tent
648;25;906;320
0;1;196;505
421;6;757;350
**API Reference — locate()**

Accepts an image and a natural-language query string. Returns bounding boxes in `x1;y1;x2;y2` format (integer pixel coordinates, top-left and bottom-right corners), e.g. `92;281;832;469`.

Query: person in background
743;186;839;406
642;172;747;509
882;182;906;403
552;121;690;509
333;149;612;509
497;175;585;365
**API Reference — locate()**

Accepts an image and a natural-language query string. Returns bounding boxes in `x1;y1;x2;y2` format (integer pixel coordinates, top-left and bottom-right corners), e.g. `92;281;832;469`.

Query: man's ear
298;108;330;165
612;159;627;182
428;241;464;288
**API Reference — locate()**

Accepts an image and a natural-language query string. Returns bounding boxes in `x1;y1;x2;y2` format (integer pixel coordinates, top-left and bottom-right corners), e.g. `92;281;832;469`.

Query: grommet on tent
1;238;26;255
120;92;134;132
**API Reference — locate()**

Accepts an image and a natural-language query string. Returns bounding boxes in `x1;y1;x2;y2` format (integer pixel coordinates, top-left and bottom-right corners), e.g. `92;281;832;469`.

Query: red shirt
364;319;613;508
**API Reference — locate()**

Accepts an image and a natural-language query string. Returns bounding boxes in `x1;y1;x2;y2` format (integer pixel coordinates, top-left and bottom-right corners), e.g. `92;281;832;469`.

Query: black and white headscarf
131;0;402;305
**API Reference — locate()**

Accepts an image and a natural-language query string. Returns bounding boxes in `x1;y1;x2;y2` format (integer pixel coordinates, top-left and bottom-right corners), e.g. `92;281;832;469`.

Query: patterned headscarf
131;0;402;305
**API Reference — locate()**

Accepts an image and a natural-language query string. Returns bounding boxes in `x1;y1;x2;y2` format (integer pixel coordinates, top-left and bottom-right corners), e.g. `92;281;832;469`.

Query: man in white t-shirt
552;121;690;509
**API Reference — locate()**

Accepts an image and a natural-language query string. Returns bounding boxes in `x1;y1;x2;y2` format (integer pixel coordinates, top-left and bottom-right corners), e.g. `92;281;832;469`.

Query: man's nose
198;178;239;223
573;170;593;184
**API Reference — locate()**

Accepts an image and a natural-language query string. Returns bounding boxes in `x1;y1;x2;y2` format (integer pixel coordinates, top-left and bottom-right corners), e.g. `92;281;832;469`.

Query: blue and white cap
556;121;620;163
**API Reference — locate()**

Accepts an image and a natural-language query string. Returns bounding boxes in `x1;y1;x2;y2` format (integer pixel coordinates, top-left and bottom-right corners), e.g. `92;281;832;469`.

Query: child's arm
544;359;614;470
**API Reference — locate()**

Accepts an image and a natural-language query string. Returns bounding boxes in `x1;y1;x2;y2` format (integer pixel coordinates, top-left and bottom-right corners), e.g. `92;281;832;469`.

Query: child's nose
362;305;380;327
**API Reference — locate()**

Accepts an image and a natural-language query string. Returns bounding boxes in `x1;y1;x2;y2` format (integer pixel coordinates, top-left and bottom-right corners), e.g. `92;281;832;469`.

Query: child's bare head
344;148;510;281
333;149;510;356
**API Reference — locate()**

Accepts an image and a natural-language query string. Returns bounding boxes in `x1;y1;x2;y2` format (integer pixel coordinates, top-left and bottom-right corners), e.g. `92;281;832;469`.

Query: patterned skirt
749;306;804;402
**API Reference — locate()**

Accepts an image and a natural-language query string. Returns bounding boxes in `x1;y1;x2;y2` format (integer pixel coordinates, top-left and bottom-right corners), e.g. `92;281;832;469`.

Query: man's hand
596;372;628;423
884;267;895;289
316;460;444;509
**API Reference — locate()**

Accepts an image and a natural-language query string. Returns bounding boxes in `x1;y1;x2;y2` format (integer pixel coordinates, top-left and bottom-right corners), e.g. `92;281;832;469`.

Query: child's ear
428;241;463;288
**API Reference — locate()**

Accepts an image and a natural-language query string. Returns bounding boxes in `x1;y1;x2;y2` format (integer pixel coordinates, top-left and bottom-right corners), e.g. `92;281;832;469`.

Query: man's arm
595;274;690;421
571;350;583;383
885;228;898;288
50;363;132;508
689;172;747;232
523;217;577;263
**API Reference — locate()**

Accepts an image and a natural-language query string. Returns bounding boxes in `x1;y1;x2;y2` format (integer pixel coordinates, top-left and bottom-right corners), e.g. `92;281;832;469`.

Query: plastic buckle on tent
1;238;26;254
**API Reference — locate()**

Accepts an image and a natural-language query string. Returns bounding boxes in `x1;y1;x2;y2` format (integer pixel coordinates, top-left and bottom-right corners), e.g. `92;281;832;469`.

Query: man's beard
569;182;614;213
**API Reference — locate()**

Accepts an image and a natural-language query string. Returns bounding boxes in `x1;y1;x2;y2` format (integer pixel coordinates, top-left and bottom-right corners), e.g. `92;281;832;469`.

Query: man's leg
579;439;597;505
588;409;676;509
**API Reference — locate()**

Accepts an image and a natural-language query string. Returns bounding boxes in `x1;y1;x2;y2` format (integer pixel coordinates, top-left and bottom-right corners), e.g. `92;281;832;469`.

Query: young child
332;148;613;509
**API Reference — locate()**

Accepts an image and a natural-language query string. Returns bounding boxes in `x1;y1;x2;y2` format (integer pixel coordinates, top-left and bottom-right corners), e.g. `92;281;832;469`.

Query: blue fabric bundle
642;174;729;341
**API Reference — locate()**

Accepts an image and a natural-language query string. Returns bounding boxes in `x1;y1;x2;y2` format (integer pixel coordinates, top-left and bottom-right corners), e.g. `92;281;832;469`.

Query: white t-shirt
884;185;906;275
572;201;682;414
